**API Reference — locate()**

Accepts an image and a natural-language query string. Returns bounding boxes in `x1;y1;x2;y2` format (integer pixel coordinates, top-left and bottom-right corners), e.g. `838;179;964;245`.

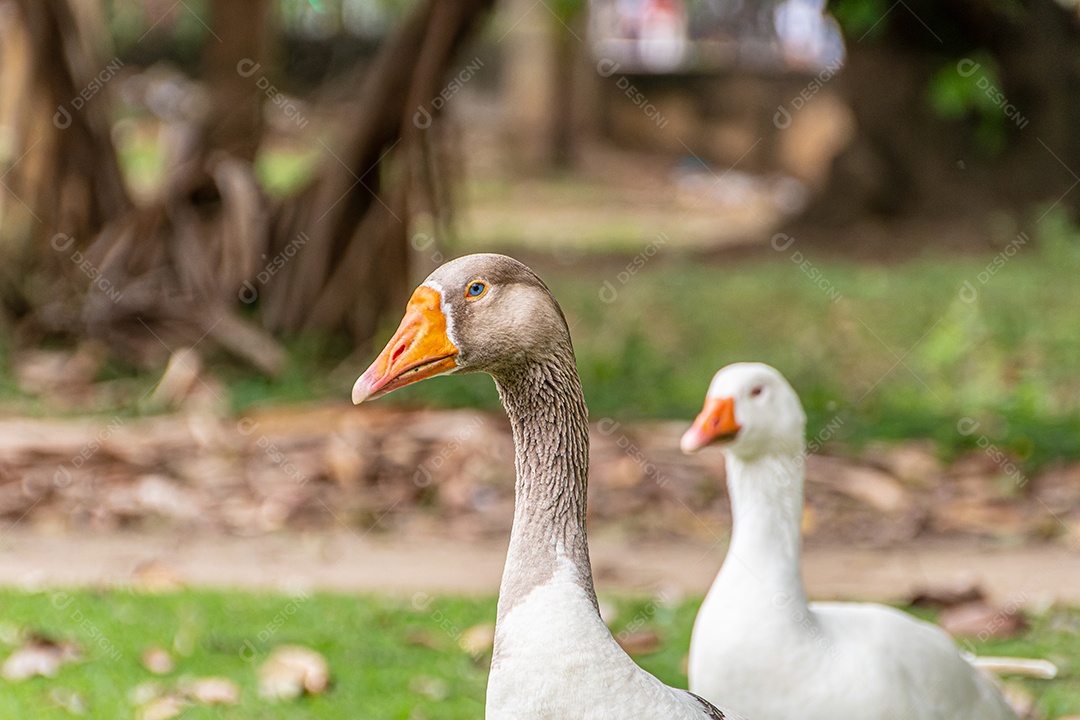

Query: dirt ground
2;528;1077;606
2;404;1078;611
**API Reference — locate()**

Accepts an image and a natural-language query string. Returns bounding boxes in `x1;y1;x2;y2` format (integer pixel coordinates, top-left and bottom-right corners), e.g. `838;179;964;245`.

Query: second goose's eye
750;385;764;398
465;281;488;300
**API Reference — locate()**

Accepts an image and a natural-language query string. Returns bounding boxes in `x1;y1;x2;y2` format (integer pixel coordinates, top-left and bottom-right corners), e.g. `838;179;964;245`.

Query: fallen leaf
128;681;166;706
47;687;87;715
258;645;329;701
133;561;185;592
409;675;450;700
807;456;910;514
136;695;189;720
909;579;986;608
183;676;240;705
940;601;1026;639
141;647;174;675
1;636;81;681
867;441;941;488
458;623;495;658
404;629;441;651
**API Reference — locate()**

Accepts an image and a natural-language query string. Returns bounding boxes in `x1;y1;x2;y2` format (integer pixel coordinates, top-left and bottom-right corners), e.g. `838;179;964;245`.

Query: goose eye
750;385;764;398
465;281;488;300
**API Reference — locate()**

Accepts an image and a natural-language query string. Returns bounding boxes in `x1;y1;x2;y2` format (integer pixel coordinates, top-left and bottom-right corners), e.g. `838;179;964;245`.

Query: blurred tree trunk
0;0;494;377
0;0;129;284
203;0;271;163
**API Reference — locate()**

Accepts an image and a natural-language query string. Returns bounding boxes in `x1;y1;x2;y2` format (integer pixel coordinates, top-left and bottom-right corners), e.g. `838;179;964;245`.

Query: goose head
352;253;571;402
680;362;806;460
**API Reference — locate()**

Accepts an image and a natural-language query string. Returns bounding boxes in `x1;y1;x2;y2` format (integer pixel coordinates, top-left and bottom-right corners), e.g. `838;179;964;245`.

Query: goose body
354;254;738;719
681;362;1017;720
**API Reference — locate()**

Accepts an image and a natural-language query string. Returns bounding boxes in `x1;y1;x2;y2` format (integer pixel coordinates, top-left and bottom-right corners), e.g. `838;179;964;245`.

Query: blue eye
466;282;487;298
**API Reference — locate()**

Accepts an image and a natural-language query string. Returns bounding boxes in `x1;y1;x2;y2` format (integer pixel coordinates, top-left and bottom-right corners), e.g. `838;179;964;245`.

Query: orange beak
680;396;741;453
352;285;459;404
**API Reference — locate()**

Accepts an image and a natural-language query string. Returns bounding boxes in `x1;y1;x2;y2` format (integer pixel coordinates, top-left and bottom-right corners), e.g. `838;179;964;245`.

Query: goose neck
723;450;807;601
493;353;596;620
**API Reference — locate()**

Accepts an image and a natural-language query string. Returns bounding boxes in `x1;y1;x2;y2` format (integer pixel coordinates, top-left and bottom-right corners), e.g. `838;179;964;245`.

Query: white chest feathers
487;559;715;719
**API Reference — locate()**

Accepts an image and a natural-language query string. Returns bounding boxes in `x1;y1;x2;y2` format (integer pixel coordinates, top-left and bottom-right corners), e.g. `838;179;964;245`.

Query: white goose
353;254;743;719
680;362;1018;720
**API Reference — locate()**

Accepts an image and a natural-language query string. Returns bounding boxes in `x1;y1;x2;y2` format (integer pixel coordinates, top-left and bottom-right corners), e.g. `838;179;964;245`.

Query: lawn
6;128;1080;475
5;210;1080;474
0;588;1075;718
377;209;1080;469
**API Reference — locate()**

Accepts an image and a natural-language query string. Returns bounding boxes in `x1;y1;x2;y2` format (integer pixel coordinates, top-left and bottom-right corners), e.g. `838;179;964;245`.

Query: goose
352;253;742;719
680;362;1018;720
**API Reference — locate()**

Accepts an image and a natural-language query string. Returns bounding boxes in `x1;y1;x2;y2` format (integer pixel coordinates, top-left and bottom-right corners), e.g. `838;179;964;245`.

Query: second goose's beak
352;286;459;404
680;397;741;454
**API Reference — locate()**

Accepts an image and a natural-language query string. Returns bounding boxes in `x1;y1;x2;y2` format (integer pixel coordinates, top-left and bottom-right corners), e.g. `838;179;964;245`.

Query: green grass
0;588;1075;718
389;211;1080;470
7;131;1080;471
5;213;1080;472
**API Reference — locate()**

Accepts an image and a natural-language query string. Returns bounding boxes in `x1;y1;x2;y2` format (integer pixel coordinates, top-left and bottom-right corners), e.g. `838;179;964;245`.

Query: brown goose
353;254;740;718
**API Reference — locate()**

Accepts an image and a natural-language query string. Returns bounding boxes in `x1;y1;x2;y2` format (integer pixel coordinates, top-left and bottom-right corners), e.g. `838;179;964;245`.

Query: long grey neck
720;448;809;608
493;349;596;625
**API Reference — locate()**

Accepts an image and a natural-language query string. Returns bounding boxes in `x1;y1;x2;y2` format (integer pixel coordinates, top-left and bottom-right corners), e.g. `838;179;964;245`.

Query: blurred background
0;0;1079;717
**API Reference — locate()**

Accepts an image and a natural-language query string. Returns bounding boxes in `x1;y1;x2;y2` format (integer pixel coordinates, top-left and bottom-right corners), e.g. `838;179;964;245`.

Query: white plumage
682;362;1018;720
487;557;727;719
355;255;742;719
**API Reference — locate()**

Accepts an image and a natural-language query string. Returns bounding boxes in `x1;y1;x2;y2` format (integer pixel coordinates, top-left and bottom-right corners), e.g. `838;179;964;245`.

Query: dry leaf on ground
258;644;330;701
141;647;174;675
1;636;81;681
